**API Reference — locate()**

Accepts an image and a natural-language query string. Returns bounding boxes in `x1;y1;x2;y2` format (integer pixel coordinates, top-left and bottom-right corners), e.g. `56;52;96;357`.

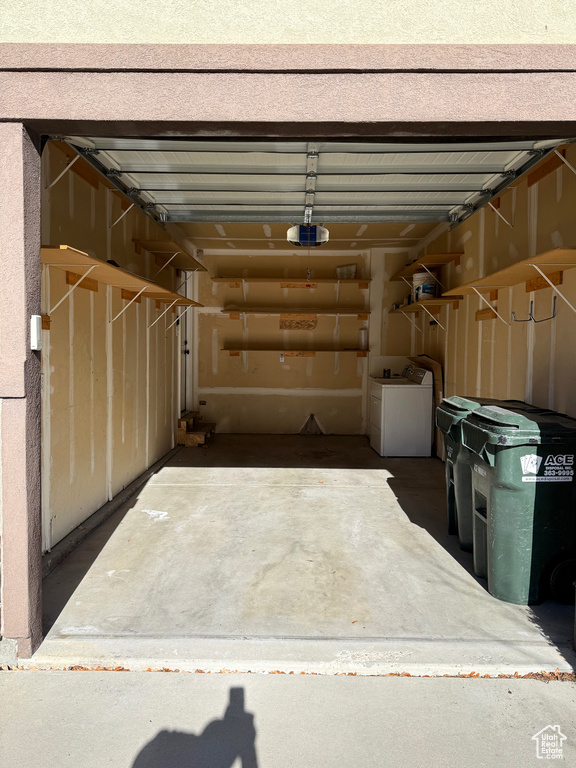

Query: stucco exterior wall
1;1;575;44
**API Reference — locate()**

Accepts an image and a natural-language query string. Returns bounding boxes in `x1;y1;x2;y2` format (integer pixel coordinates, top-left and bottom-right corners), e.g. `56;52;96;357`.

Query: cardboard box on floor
409;355;444;459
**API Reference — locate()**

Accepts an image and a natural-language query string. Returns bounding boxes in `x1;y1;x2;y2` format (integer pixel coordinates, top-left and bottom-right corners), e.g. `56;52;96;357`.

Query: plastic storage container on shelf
436;397;546;551
462;405;576;605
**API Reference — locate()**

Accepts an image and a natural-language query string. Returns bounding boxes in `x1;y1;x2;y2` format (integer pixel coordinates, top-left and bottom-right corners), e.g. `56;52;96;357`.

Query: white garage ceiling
67;137;565;226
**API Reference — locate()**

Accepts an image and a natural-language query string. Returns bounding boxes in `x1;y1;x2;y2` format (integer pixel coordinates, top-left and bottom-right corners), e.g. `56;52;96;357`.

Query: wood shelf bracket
419;302;447;331
49;264;99;314
527;264;576;315
471;286;510;326
110;285;148;324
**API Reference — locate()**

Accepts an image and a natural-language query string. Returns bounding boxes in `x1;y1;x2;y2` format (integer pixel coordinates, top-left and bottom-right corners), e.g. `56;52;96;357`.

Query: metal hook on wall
511;301;534;323
511;296;557;324
533;295;557;323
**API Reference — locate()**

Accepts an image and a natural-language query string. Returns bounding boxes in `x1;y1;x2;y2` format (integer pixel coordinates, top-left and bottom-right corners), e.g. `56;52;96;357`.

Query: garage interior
34;136;576;673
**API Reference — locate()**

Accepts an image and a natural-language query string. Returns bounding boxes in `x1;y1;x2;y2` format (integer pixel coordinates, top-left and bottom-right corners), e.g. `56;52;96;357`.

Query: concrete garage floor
35;436;576;675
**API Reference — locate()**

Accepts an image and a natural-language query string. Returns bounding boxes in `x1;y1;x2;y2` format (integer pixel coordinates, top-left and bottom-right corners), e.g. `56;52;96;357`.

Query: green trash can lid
436;397;487;436
465;405;576;447
436;397;533;436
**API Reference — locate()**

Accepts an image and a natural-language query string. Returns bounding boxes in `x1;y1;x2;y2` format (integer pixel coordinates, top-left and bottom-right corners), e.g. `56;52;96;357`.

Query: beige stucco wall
1;1;574;43
397;146;576;418
41;144;180;550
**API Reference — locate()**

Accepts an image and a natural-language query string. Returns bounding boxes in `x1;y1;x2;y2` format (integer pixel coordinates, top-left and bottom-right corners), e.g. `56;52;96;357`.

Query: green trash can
436;397;535;552
437;397;493;544
462;406;576;605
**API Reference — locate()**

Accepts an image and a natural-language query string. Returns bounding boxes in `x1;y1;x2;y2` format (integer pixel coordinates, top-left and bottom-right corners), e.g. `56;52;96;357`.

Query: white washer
369;366;434;457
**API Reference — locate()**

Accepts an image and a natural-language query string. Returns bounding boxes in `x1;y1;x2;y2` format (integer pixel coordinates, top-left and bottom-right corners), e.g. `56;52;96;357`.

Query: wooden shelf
443;248;576;296
391;298;462;314
41;245;203;307
223;347;368;357
134;240;206;272
391;252;464;282
221;307;369;316
213;276;370;287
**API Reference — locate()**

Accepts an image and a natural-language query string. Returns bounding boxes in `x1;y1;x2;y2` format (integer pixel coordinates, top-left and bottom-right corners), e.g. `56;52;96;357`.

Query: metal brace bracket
488;201;513;229
399;310;423;334
49;264;99;314
420;264;446;291
148;299;179;330
109;201;135;229
166;304;193;332
153;252;180;279
471;286;510;326
527;264;576;315
554;149;576;177
420;302;447;331
110;286;148;323
47;154;80;189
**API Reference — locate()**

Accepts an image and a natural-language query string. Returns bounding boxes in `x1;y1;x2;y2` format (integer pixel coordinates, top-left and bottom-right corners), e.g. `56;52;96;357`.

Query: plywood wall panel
42;143;179;550
197;393;364;435
416;144;576;419
46;268;108;546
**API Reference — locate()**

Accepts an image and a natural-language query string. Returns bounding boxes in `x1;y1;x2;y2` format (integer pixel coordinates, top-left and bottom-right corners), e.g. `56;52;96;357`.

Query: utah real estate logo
532;725;567;759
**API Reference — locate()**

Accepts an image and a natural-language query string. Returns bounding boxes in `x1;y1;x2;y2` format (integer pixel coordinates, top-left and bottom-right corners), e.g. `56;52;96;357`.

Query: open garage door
66;137;563;225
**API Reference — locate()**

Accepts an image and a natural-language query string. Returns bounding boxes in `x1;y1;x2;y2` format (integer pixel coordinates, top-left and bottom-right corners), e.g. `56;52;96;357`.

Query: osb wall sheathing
41;143;180;550
196;251;370;434
398;145;576;418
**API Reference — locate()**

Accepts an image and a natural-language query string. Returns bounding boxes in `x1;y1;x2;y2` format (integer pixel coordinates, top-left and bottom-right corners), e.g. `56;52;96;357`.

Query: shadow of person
132;687;258;768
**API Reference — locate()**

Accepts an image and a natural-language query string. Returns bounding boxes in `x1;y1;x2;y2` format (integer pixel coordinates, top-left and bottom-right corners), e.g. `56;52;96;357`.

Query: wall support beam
0;123;42;657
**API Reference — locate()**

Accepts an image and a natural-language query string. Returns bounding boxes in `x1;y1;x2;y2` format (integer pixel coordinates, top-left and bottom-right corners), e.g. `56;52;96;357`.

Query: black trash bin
462;405;576;605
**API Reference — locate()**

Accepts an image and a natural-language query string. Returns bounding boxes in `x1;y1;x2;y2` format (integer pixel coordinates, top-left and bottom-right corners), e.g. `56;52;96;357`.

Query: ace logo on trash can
521;453;575;482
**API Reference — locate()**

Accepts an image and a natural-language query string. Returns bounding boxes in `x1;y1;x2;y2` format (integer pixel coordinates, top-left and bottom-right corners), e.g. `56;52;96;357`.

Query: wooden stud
452;301;460;310
525;270;563;293
229;281;241;288
229;350;240;356
66;270;98;292
489;289;499;302
155;300;161;310
41;315;51;330
357;350;368;357
357;313;368;320
358;281;370;290
121;288;142;303
475;307;497;321
491;197;501;210
229;312;241;320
